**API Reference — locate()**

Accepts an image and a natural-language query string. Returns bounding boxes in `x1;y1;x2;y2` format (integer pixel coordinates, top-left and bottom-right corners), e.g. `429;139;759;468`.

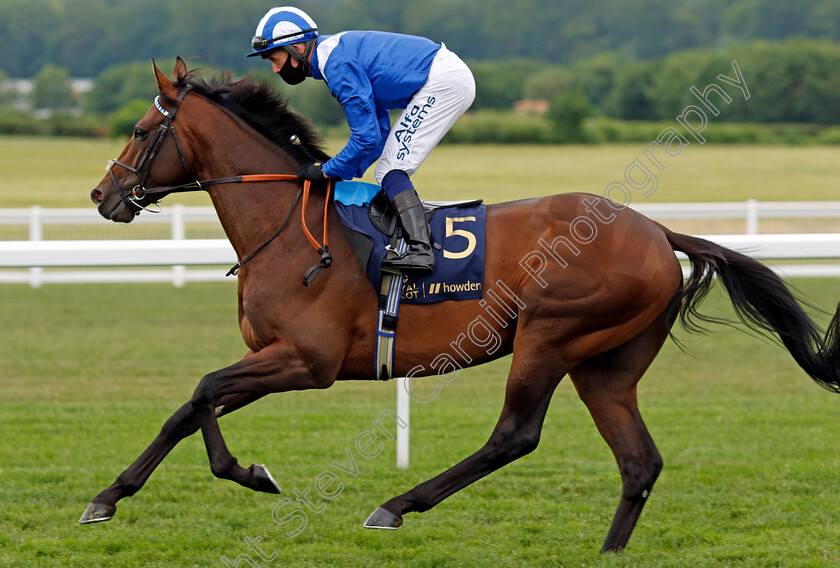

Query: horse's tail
663;227;840;393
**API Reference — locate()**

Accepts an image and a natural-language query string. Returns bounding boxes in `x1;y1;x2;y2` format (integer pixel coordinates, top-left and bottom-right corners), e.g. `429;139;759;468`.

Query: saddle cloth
333;181;486;305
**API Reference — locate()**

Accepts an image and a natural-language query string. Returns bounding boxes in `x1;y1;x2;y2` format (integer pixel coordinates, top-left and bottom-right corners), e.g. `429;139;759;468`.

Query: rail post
29;206;43;288
172;204;186;287
396;377;410;469
746;199;759;235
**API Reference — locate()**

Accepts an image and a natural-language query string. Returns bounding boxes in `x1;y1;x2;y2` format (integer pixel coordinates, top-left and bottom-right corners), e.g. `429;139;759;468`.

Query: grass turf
2;136;840;208
0;280;839;567
1;135;839;565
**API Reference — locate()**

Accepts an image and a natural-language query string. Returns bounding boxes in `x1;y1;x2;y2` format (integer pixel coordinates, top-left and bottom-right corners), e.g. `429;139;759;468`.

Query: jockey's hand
296;162;328;182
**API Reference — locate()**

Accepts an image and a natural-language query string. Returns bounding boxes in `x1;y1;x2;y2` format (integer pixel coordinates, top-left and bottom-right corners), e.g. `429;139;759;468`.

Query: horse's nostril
91;189;104;205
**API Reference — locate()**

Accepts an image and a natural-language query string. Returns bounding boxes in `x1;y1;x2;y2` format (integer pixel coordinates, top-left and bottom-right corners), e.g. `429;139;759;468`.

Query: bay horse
82;59;840;552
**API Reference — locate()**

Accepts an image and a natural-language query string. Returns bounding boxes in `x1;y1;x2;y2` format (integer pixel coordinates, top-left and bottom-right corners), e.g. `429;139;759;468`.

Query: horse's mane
170;70;332;164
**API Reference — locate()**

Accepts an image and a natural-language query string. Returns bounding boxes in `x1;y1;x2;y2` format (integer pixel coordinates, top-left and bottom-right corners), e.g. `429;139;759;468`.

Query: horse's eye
134;127;148;140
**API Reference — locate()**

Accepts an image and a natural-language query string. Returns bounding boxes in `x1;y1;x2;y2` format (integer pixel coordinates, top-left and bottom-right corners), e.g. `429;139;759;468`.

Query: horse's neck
192;127;309;260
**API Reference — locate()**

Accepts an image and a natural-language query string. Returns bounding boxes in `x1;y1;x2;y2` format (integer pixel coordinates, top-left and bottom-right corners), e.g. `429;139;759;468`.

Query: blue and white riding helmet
246;6;318;58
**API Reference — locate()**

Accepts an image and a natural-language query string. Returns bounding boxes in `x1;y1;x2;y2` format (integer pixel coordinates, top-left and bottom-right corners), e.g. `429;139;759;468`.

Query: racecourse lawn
1;135;839;566
0;279;839;568
1;135;840;208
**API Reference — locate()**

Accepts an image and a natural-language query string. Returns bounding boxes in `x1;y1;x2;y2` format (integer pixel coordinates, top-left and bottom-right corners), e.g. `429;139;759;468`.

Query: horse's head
91;57;331;226
91;58;197;223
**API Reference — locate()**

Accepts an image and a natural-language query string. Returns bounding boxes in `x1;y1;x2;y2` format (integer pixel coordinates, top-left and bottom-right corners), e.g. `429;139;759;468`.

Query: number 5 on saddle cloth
333;181;486;381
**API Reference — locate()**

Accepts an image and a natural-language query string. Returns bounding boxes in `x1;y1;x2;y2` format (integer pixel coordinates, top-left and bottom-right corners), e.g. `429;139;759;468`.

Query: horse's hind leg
365;341;566;529
569;311;674;552
79;391;263;524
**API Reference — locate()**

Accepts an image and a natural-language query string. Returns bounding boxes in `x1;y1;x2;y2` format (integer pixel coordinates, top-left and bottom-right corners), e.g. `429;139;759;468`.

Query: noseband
106;86;193;213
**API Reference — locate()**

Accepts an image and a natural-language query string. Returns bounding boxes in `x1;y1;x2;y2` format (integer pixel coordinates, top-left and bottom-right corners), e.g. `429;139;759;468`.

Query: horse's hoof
363;506;403;529
79;502;115;524
252;464;281;494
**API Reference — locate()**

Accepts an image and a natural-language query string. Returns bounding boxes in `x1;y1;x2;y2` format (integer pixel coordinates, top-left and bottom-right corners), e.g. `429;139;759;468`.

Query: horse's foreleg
365;346;565;529
79;391;262;524
190;342;335;493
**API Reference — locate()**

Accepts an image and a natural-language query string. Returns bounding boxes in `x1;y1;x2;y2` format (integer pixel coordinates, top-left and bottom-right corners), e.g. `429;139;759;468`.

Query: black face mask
278;57;307;85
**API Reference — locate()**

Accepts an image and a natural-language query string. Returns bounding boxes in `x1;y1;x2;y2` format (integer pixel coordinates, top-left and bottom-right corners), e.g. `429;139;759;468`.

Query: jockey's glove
296;162;328;182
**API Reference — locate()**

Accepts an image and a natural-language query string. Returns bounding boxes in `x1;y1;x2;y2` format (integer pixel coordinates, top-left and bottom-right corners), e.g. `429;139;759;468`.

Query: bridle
105;85;333;285
106;87;193;213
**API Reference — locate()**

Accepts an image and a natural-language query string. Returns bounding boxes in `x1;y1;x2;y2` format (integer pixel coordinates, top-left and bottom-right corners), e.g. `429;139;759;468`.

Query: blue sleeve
322;62;383;180
376;108;391;159
377;107;392;148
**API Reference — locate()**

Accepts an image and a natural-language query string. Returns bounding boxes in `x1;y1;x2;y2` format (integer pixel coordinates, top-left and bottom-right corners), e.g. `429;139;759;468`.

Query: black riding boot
382;190;435;274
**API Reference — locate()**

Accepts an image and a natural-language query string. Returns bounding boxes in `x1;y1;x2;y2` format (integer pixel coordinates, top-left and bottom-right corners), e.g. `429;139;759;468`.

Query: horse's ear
173;57;188;84
152;58;177;97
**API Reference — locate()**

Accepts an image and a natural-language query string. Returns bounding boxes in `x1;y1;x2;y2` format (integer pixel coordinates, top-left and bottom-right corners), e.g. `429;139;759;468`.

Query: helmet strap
284;39;316;76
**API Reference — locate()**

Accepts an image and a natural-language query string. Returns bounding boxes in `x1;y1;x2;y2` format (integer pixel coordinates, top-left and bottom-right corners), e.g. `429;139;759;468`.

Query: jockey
247;6;476;274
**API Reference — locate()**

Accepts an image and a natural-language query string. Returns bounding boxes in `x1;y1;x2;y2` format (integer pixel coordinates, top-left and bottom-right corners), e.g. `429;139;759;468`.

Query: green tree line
2;0;840;77
77;37;840;124
3;38;838;141
525;39;840;124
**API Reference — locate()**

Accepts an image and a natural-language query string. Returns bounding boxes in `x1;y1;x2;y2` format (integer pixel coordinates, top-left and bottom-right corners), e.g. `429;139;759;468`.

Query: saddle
332;181;486;380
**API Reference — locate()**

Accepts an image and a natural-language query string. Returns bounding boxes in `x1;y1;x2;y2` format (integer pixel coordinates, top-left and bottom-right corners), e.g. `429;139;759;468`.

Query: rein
223;175;333;286
106;86;333;286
